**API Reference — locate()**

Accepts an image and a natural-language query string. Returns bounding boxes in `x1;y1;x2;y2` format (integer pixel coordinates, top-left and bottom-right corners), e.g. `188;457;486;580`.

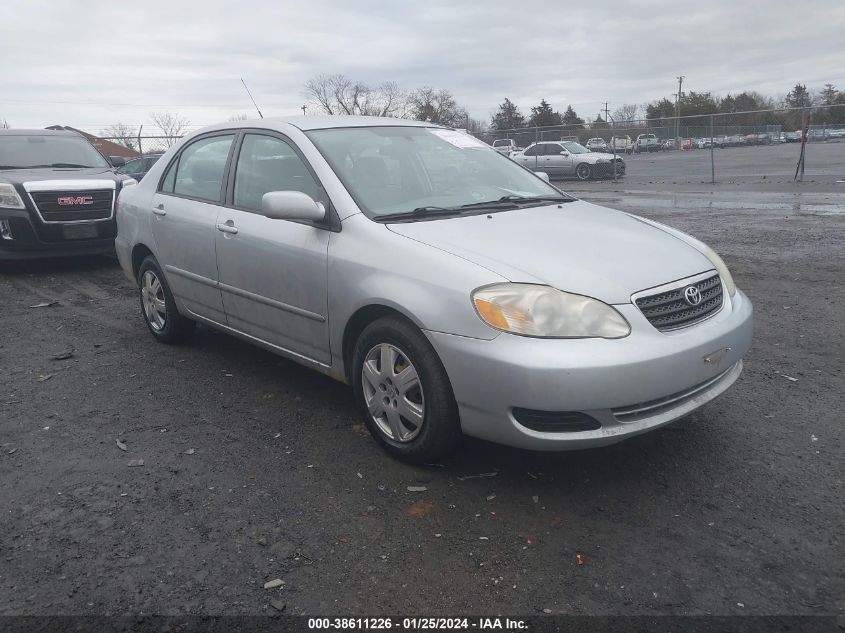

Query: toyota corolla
115;117;752;462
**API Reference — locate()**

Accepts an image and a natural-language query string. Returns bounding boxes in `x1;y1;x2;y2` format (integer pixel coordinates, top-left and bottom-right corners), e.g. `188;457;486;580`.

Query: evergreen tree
491;98;525;131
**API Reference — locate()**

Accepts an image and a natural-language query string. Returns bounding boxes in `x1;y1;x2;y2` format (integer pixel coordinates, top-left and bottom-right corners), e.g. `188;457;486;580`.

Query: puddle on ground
578;192;845;216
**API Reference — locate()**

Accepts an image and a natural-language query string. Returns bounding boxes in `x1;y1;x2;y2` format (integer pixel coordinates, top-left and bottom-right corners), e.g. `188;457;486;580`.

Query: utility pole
301;105;307;116
675;75;685;141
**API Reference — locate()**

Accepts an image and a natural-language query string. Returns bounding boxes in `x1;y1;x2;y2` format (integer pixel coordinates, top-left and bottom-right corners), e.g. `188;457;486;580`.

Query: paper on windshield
430;129;489;149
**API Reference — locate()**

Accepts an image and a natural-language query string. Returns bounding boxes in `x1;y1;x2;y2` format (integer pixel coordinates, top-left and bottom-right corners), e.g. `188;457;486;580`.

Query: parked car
512;141;625;180
492;139;520;155
560;135;580;143
0;129;136;260
697;138;713;149
117;153;163;181
585;137;609;152
116;116;751;462
661;139;677;151
610;135;634;154
783;131;802;143
634;134;660;152
828;128;845;139
680;138;695;150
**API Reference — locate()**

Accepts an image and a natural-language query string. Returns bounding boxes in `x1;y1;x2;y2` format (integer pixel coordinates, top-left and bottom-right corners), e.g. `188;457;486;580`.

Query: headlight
472;283;630;339
595;158;609;163
0;183;25;209
699;242;736;297
625;214;737;297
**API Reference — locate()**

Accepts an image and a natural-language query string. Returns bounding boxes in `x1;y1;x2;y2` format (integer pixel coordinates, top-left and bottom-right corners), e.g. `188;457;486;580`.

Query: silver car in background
116;116;752;462
512;141;625;180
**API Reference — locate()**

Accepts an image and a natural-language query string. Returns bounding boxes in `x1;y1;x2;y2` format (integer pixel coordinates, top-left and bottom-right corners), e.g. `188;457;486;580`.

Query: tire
137;255;195;344
352;316;462;463
575;163;592;181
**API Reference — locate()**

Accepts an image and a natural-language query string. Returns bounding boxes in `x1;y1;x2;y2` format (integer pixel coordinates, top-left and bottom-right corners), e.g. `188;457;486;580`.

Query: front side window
169;135;234;202
523;144;540;157
0;134;109;169
560;142;589;154
307;126;566;218
233;134;322;212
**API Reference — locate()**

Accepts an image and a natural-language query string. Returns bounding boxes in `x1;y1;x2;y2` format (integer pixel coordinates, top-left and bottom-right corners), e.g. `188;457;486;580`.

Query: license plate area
62;223;98;240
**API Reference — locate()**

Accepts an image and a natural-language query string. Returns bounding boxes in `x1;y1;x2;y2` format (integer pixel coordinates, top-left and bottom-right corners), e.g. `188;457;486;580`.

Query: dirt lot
1;165;843;617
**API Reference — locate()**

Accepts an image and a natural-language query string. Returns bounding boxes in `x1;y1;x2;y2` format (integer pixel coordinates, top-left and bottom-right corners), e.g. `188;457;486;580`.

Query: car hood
386;201;713;304
0;167;119;186
573;152;619;163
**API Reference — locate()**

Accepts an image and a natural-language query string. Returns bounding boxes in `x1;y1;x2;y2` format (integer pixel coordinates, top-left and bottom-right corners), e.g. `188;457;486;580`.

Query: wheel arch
131;243;155;281
341;304;423;383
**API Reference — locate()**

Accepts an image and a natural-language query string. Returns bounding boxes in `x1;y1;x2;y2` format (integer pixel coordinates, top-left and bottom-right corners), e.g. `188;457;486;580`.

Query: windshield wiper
48;163;91;168
375;206;464;222
458;195;571;210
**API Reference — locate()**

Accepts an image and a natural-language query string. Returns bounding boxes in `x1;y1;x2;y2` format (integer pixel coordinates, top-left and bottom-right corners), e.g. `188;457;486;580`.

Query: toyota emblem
684;286;703;306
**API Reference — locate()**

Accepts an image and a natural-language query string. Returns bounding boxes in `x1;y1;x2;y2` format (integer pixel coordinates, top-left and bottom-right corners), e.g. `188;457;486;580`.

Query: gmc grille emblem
57;196;94;206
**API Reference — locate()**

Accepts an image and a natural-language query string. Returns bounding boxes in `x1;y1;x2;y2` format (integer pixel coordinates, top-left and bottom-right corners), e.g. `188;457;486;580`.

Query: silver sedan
115;117;752;462
512;141;625;180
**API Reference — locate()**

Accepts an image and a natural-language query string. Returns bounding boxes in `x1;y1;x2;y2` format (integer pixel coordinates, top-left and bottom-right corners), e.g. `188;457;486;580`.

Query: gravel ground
0;174;843;617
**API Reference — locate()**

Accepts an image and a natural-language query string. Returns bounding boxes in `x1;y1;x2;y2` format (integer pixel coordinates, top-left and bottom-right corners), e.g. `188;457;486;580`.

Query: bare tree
101;122;138;149
612;103;640;124
304;74;406;117
408;87;468;128
149;111;190;147
228;113;249;121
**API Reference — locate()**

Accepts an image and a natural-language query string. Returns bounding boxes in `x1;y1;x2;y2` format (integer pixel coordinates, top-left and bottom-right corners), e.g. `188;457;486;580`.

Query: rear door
150;133;235;324
214;132;332;365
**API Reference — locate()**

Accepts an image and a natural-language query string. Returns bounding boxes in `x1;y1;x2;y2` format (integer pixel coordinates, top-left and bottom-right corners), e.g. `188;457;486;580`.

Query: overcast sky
2;0;844;133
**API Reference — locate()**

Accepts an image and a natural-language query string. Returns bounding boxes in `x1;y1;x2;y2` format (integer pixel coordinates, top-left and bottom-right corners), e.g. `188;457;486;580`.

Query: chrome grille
635;274;723;331
30;189;113;222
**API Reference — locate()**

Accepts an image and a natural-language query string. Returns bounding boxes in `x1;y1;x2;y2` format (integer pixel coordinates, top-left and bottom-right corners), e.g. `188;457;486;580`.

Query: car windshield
0;134;109;169
307;126;568;218
561;142;589;154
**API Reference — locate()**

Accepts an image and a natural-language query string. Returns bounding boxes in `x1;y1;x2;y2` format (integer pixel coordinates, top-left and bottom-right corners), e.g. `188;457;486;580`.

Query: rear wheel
137;256;195;344
575;163;592;181
352;316;462;463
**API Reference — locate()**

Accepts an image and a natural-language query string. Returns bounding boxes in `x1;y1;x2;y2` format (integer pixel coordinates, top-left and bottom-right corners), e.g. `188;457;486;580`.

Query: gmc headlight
472;283;630;339
0;183;25;209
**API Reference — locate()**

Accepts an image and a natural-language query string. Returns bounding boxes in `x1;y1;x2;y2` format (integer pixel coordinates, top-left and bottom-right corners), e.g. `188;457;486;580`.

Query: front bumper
426;289;753;450
0;208;116;260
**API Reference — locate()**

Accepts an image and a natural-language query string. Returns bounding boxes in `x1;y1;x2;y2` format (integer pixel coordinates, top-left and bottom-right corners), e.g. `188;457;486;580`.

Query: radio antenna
240;78;264;119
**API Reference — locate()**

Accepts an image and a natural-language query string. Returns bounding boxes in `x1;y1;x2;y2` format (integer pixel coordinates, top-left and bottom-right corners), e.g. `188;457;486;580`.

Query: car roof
196;115;443;135
0;128;80;137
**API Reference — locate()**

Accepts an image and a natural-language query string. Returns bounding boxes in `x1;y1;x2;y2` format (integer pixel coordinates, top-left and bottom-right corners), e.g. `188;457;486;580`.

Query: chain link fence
98;135;183;156
473;104;845;183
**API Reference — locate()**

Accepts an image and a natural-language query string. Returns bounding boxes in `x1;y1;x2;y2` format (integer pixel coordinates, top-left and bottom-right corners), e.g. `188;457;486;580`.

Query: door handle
216;221;238;235
152;204;166;217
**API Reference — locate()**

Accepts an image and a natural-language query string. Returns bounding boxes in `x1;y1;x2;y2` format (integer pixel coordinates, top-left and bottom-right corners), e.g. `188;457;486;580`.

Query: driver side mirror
109;156;126;168
261;191;326;222
559;151;570;156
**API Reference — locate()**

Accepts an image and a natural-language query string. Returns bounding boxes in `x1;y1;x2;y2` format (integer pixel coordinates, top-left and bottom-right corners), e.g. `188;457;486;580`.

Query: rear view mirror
536;172;550;183
261;191;326;222
110;156;126;168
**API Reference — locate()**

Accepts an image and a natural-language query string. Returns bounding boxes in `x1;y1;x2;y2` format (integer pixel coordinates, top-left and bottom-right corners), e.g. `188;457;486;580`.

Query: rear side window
233;134;322;212
164;135;234;202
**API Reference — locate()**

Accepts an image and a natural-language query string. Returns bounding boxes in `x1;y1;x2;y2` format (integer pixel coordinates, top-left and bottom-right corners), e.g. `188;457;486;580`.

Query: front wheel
352;316;462;463
575;163;592;181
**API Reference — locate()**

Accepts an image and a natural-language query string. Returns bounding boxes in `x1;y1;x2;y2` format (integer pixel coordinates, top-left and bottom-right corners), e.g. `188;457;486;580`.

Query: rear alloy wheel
137;256;195;344
576;163;592;181
352;316;462;462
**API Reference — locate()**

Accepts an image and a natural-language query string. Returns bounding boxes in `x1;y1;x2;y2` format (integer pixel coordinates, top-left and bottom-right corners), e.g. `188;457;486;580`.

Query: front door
214;132;332;365
150;133;235;323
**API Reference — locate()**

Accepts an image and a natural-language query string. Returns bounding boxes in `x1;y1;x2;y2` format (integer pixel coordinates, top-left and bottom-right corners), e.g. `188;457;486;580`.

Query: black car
0;129;135;260
116;153;163;181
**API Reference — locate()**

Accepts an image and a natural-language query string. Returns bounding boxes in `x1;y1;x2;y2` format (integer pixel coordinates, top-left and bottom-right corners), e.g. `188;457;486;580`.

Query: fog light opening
0;219;13;240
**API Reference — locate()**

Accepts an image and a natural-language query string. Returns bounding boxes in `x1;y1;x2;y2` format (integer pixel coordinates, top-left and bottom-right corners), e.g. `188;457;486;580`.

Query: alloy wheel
361;343;425;442
141;270;167;331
